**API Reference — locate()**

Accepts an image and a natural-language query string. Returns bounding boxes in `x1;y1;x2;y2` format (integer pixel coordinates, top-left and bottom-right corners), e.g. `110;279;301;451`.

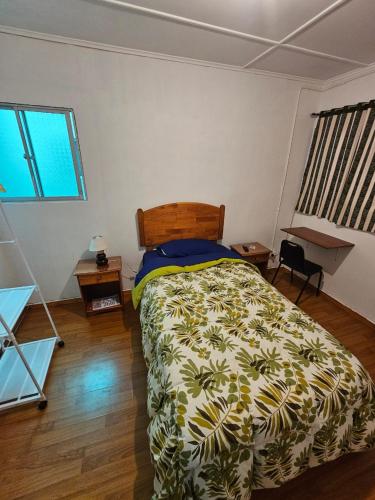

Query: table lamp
0;183;6;193
89;235;108;267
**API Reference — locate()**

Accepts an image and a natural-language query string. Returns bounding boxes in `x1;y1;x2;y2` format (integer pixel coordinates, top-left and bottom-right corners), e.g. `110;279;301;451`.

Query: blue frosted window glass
0;105;86;201
24;111;79;197
0;109;36;198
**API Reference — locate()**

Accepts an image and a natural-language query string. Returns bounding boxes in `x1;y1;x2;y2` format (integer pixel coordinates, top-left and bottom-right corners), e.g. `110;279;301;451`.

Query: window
296;100;375;233
0;104;86;201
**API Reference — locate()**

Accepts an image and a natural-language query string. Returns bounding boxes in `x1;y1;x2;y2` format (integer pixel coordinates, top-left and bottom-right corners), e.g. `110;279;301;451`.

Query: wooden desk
281;227;354;249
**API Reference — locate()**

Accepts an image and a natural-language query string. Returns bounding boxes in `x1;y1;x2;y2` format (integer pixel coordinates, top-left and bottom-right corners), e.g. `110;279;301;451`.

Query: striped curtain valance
296;100;375;233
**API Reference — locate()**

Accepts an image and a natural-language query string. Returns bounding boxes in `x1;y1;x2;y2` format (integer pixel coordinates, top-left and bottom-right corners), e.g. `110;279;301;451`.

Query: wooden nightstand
74;256;123;315
230;242;271;276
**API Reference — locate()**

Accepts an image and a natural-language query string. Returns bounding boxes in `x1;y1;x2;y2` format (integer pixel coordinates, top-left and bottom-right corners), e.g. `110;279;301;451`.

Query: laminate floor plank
0;272;374;499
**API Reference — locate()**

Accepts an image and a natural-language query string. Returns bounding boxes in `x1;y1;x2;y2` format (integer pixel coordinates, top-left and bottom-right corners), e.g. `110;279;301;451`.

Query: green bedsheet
139;260;375;499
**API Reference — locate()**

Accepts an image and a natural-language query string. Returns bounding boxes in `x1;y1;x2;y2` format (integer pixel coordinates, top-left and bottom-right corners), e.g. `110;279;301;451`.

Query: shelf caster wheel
57;340;65;348
38;400;48;410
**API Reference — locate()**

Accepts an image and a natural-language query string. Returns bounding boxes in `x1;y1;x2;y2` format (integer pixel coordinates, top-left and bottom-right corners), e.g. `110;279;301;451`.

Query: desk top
281;227;354;249
74;256;122;275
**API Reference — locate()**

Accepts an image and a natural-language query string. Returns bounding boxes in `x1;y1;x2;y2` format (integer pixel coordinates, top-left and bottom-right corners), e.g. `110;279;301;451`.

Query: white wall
0;33;308;302
279;72;375;323
272;88;320;257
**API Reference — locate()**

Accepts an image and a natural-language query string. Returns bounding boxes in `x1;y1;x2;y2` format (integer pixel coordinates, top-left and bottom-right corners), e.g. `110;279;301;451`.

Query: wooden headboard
137;202;225;250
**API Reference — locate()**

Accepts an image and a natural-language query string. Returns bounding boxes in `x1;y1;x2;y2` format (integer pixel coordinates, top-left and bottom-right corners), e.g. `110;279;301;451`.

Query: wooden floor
1;269;374;499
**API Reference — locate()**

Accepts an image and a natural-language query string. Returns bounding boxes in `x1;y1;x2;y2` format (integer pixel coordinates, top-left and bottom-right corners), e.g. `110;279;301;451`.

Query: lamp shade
89;235;108;252
0;183;6;193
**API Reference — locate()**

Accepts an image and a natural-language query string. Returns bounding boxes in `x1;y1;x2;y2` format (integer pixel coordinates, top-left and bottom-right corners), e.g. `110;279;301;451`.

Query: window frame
0;102;87;202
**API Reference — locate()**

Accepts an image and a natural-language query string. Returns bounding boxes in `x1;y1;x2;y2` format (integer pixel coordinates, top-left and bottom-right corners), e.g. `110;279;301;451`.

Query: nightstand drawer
248;253;269;264
78;271;119;286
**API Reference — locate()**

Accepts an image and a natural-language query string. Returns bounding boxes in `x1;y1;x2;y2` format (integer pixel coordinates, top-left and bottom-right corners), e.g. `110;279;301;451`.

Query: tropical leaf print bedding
139;261;375;499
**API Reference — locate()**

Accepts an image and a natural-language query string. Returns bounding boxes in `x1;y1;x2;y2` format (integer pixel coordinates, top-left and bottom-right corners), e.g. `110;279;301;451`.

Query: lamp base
96;252;108;267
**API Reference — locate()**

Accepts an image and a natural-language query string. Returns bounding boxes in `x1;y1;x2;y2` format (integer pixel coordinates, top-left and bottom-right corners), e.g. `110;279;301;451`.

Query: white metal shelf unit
0;337;56;410
0;286;35;339
0;200;64;410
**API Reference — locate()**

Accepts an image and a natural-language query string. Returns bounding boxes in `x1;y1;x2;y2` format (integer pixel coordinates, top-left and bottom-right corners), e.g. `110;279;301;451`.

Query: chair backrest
280;239;305;269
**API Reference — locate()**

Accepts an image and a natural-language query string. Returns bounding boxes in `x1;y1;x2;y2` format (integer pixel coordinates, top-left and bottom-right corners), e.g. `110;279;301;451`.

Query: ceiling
0;0;374;81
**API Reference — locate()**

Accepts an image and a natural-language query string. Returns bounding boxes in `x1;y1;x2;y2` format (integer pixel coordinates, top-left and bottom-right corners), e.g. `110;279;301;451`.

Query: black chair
272;239;323;305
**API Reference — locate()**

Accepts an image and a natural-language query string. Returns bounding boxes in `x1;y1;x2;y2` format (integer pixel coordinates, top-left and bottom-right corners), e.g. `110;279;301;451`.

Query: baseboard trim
26;287;374;328
268;267;374;329
26;297;82;309
27;290;133;309
320;290;375;329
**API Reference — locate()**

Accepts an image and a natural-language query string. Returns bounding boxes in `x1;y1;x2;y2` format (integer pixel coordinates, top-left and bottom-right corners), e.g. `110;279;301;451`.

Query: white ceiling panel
0;0;268;66
291;0;375;64
0;0;374;81
251;47;361;80
129;0;334;40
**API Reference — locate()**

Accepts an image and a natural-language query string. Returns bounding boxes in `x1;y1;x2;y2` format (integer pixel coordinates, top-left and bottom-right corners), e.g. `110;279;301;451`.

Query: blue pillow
156;238;224;257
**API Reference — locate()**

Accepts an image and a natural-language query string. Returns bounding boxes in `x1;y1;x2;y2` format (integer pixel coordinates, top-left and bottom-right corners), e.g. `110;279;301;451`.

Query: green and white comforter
139;261;375;499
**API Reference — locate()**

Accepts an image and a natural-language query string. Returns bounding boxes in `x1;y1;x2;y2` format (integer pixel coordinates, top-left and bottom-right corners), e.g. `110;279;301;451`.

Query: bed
133;202;375;499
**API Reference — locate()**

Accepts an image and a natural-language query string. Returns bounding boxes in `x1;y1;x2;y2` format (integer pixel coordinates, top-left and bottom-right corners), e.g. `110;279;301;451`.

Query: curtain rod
310;99;375;118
